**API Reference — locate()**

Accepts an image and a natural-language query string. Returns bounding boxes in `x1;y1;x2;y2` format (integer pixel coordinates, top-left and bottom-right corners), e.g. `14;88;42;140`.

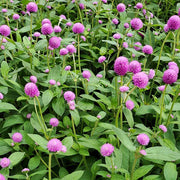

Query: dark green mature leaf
28;156;40;170
3;115;24;128
77;99;94;111
1;61;9;79
9;152;25;167
42;90;53;107
0;102;18;113
70;109;80;126
60;170;84;180
8;175;26;179
166;103;180;111
52;97;65;116
143;175;163;180
0;145;12;155
20;25;36;33
135;124;153;134
82;114;97;122
123;107;134;128
164;162;177;180
136;105;159;115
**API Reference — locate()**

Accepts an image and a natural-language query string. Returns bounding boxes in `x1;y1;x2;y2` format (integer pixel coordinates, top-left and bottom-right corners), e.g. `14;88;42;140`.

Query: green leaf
70;109;80;126
3;115;24;128
143;175;163;180
20;25;36;33
135;124;153;134
60;170;84;180
153;56;171;62
112;127;136;152
42;90;53;107
102;40;117;46
9;152;25;167
82;114;97;122
136;105;160;116
0;145;12;155
8;175;26;179
80;94;97;101
61;137;73;150
35;39;47;51
0;102;18;113
1;61;9;79
28;156;40;170
94;92;111;107
164;162;177;180
165;103;180;111
52;97;65;116
97;111;106;119
77;99;94;111
133;165;154;180
123;107;134;128
59;167;69;178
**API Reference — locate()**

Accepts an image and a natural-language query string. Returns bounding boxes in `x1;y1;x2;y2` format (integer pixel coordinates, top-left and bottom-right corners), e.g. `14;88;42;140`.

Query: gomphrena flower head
66;44;76;54
119;86;129;92
130;18;143;30
26;113;31;119
142;45;153;54
47;138;62;152
65;65;71;71
59;48;68;55
133;72;149;89
164;24;169;33
82;70;91;80
33;32;41;37
163;69;178;84
159;125;167;132
96;74;103;78
13;14;20;20
24;82;40;97
0;92;4;100
168;61;177;67
139;150;147;155
136;3;143;9
124;23;129;28
0;174;6;180
49;36;61;49
61;145;67;153
54;25;62;33
137;133;150;146
68;100;75;110
167;15;180;30
123;42;128;48
49;79;56;85
169;65;179;74
12;132;23;143
113;33;121;39
114;56;129;76
22;168;30;173
79;3;85;9
158;85;165;92
126;100;135;110
102;0;107;3
98;56;106;63
112;18;119;25
41;23;53;35
66;22;72;27
64;91;75;102
117;3;126;12
100;143;114;157
50;118;59;127
129;60;141;74
134;42;142;51
81;35;86;41
26;2;38;13
72;23;85;34
127;33;133;37
148;69;155;79
0;158;10;168
0;25;11;36
2;9;7;13
30;76;37;84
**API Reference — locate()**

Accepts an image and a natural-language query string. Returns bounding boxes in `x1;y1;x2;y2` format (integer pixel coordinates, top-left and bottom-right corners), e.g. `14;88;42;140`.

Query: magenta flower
134;42;142;51
98;20;102;24
50;118;59;127
61;145;67;152
159;125;167;132
12;132;23;143
0;158;10;168
13;14;20;20
124;23;129;28
82;70;91;80
96;74;103;78
79;3;85;9
2;9;7;13
66;22;72;27
136;3;143;9
119;86;129;92
49;36;61;49
0;174;5;180
169;65;179;74
102;0;107;3
65;65;71;71
30;76;37;84
130;18;143;30
72;23;85;34
164;24;169;33
26;113;31;119
0;25;11;36
137;133;150;146
22;168;30;173
54;25;62;33
80;35;86;41
123;42;128;48
140;150;147;155
168;62;177;67
158;85;165;92
117;3;126;12
64;91;75;102
114;56;129;76
68;100;75;110
59;48;68;55
148;69;155;79
142;45;153;54
163;69;178;84
129;61;141;74
167;15;180;30
133;72;149;89
33;32;41;37
66;44;76;54
49;79;56;85
178;8;180;16
126;100;135;110
142;9;146;15
112;18;119;25
100;143;114;156
42;18;51;25
24;82;40;97
127;33;133;37
47;138;62;152
26;2;38;13
0;92;4;100
113;33;121;39
98;56;106;63
41;23;53;35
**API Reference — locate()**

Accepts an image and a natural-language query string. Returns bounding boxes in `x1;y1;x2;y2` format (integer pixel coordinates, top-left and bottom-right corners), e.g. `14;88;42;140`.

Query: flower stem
77;34;81;73
62;56;66;70
124;86;137;103
30;14;33;46
130;153;138;180
103;62;106;78
49;153;52;180
71;116;78;141
73;54;78;100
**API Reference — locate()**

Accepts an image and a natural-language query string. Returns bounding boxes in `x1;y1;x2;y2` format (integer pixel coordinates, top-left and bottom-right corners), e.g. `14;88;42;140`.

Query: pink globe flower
57;82;61;86
45;69;49;73
81;35;86;41
68;100;75;110
126;100;135;110
64;91;75;102
0;174;6;180
124;23;129;28
42;18;51;25
0;158;10;168
59;48;68;55
30;76;37;83
168;62;177;67
0;25;11;36
79;3;85;9
130;18;143;30
49;36;61;49
112;18;119;25
22;168;30;173
72;23;85;34
117;3;126;12
65;65;71;71
66;22;72;27
119;86;129;92
159;124;167;132
169;65;179;74
142;45;153;54
33;32;41;37
12;132;23;143
47;138;62;152
102;0;107;3
167;15;180;30
136;3;143;9
60;14;66;20
13;14;20;20
66;44;76;54
129;61;141;74
82;70;91;80
158;85;165;92
100;143;114;156
123;42;128;48
24;82;40;97
127;33;133;37
96;74;103;78
49;79;56;85
164;24;169;33
0;92;4;100
54;25;62;33
98;56;106;63
26;2;38;13
140;149;147;155
26;113;31;119
50;118;59;127
134;42;142;51
98;20;103;24
114;56;129;76
41;23;53;35
133;72;149;89
93;1;98;5
61;145;67;152
148;69;155;79
113;33;121;39
163;69;177;84
2;9;7;13
137;133;150;146
142;9;146;15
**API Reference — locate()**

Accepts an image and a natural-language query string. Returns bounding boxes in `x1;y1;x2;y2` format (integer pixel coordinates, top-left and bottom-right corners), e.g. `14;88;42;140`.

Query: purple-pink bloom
66;44;76;54
163;69;178;84
0;25;11;36
164;24;169;33
100;143;114;156
12;132;23;143
72;23;85;34
30;76;37;83
26;2;38;13
66;22;72;27
59;48;68;55
129;60;141;74
142;45;153;54
2;9;7;13
142;9;146;15
49;79;56;85
130;18;143;30
41;23;53;35
133;72;149;89
140;150;147;155
64;91;75;102
24;82;40;97
112;18;119;25
45;69;49;73
137;133;150;146
0;93;4;100
81;35;86;41
136;3;143;9
127;33;133;37
96;74;103;78
98;20;103;24
123;42;128;48
102;0;107;3
117;3;126;12
178;8;180;16
0;158;10;168
82;70;91;80
168;62;177;67
0;174;5;180
113;33;121;39
158;85;165;91
26;113;31;119
167;15;180;30
47;138;62;152
49;36;61;49
169;65;179;74
159;125;167;132
68;100;75;110
60;14;66;20
22;168;30;172
79;3;85;9
134;42;142;51
148;69;155;79
42;18;51;25
119;86;129;92
65;65;71;71
124;23;129;28
33;32;41;37
54;25;62;33
98;56;106;63
13;14;20;20
61;145;67;152
126;100;134;110
50;118;59;127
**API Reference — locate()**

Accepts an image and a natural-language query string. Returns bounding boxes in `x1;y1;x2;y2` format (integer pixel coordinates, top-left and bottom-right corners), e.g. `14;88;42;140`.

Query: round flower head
49;36;61;49
133;72;149;89
123;42;128;48
113;33;121;39
33;32;41;37
0;174;6;180
13;14;20;20
66;22;72;27
41;23;53;35
59;48;68;55
163;69;178;84
159;125;167;132
60;14;66;20
140;150;147;155
126;100;135;110
100;143;114;157
2;9;7;13
54;25;62;33
148;69;155;79
117;3;126;12
82;70;91;80
137;133;150;146
47;5;51;9
119;86;129;92
47;138;62;152
164;24;169;33
0;92;4;100
26;113;31;119
167;15;180;30
158;85;165;91
112;18;119;25
114;56;129;76
42;18;51;25
26;2;38;13
66;44;76;54
64;91;75;102
169;65;179;74
72;23;85;34
124;23;129;28
50;118;59;127
96;74;103;78
136;3;143;9
61;145;67;152
97;115;101;119
30;76;37;84
142;9;146;15
168;61;177;67
129;61;141;74
0;158;10;168
24;82;40;97
142;45;153;54
12;132;23;143
134;42;142;51
98;56;106;63
79;3;85;9
57;82;61;86
127;33;133;37
98;20;103;24
68;100;75;110
65;65;71;71
81;35;86;41
49;79;56;85
0;25;11;37
22;168;30;173
45;69;49;73
130;18;143;30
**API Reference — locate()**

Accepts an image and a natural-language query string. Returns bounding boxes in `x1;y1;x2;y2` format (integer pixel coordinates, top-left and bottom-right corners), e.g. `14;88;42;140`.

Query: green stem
91;119;99;136
77;34;81;73
130;154;138;180
75;1;83;24
124;86;137;103
49;153;52;180
171;32;176;61
71;116;78;141
62;56;66;70
115;105;122;128
143;57;147;71
103;62;106;78
30;14;33;46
